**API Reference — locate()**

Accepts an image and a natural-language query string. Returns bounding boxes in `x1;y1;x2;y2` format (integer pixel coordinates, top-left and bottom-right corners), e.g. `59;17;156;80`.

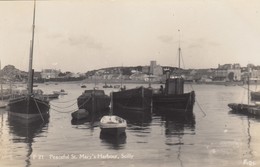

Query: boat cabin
164;78;184;95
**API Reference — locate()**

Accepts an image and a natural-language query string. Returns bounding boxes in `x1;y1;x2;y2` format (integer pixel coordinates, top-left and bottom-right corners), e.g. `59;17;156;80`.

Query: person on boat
159;85;164;94
121;85;126;91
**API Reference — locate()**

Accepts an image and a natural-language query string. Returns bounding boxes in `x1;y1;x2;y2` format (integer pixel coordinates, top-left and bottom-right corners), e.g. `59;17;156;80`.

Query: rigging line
189;84;206;117
77;96;92;109
33;97;44;122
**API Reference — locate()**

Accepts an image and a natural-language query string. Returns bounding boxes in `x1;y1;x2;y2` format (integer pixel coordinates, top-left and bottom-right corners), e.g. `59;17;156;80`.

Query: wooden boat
228;103;260;116
152;30;195;115
152;77;195;114
251;91;260;101
228;75;260;116
42;93;59;100
112;86;153;116
0;101;7;108
53;89;68;95
100;115;127;135
77;89;110;119
8;0;50;122
81;85;87;88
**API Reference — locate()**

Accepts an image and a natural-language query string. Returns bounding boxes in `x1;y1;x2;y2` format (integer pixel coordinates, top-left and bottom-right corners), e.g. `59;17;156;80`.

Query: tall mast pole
28;0;36;95
248;74;250;105
178;29;181;69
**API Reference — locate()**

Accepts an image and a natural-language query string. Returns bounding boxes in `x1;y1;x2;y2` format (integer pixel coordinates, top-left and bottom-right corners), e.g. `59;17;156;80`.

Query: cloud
67;35;103;49
157;35;173;43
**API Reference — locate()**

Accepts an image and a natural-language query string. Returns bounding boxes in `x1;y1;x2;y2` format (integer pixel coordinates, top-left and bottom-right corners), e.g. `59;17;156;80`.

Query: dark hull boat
228;103;260;116
152;78;195;115
251;91;260;101
228;75;260;117
77;89;110;119
153;91;195;113
112;86;153;116
8;95;50;121
42;93;59;100
152;30;195;115
8;0;50;122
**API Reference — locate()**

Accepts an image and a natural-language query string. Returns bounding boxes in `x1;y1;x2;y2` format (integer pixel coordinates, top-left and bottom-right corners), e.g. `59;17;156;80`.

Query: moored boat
42;93;60;100
152;30;195;115
53;89;68;95
251;91;260;101
8;0;50;122
100;115;127;135
77;89;110;119
112;86;153;116
71;108;89;120
228;103;260;116
152;77;195;114
228;75;260;117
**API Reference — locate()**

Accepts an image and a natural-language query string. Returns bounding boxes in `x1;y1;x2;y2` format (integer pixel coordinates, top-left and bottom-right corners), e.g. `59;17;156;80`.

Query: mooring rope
50;97;78;103
33;97;44;122
48;96;92;113
189;84;206;117
50;101;78;109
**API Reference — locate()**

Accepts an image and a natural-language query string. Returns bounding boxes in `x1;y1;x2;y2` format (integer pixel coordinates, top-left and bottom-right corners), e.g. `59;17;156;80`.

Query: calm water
0;83;260;167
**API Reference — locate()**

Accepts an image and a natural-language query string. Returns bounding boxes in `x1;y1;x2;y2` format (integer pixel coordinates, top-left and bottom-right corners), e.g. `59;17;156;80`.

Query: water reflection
7;115;48;167
99;132;126;150
162;113;195;167
228;110;255;159
162;113;196;137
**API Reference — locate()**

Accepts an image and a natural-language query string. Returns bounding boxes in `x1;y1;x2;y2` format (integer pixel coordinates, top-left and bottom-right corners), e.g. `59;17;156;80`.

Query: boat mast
178;29;181;69
27;0;36;95
248;74;250;105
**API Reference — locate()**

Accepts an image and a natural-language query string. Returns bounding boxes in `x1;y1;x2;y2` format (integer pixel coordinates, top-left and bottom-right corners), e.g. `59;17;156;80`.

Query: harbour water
0;83;260;167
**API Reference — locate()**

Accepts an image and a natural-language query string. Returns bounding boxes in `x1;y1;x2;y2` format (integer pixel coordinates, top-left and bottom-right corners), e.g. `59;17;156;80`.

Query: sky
0;0;260;73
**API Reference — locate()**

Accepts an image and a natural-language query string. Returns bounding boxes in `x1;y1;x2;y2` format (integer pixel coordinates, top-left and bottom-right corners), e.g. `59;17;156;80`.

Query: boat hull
152;91;195;114
8;96;50;121
228;103;260;116
77;90;110;118
71;109;89;120
100;115;127;135
112;87;153;116
251;92;260;101
100;127;126;135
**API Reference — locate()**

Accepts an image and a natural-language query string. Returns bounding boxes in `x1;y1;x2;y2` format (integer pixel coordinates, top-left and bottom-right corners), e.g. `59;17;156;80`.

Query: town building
41;69;60;79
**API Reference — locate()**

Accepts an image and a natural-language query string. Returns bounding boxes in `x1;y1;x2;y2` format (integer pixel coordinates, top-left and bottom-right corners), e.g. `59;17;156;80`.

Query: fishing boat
152;30;195;115
152;77;195;114
53;89;68;95
112;86;153;116
251;91;260;101
42;92;60;100
100;93;127;135
8;0;50;122
77;89;110;119
228;75;260;116
81;85;87;88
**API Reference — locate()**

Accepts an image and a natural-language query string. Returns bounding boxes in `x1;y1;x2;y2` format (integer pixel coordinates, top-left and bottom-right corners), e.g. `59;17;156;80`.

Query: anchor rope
33;97;44;122
189;84;206;117
46;96;92;113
